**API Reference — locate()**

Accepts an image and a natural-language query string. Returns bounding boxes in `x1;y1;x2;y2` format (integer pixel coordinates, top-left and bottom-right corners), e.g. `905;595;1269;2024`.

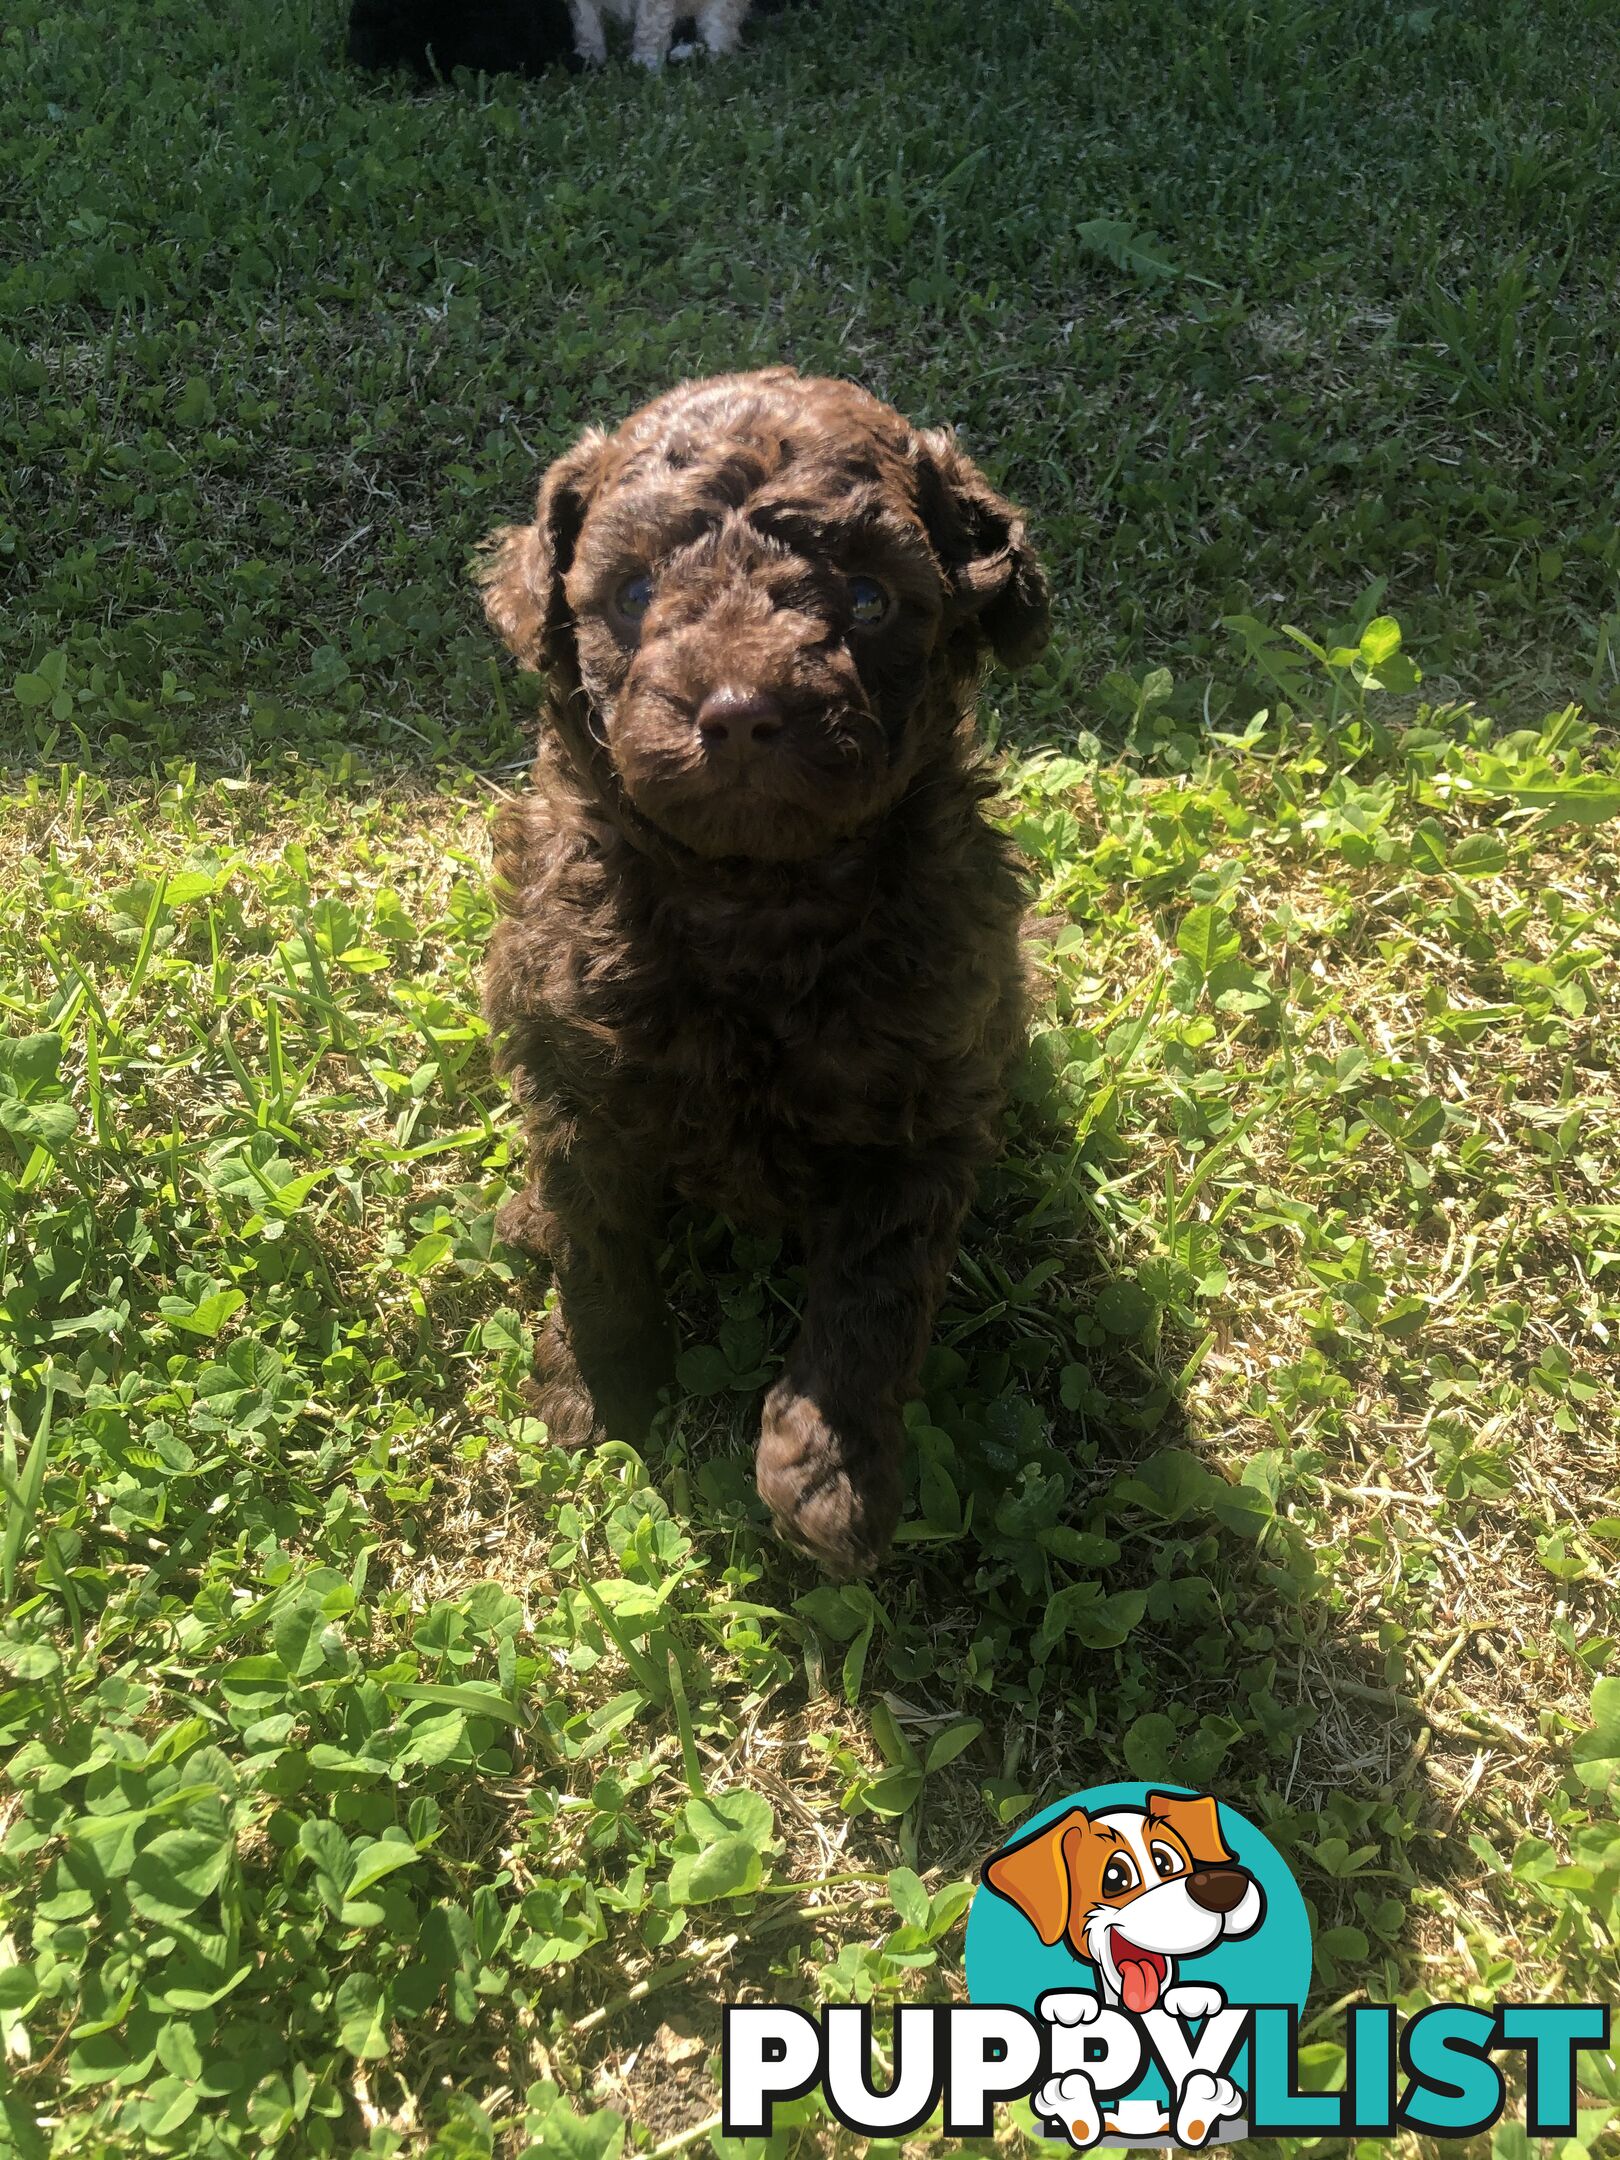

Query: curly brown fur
480;367;1049;1575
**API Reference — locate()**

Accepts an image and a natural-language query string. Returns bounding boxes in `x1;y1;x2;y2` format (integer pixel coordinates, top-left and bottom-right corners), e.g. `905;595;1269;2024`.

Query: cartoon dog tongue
1113;1938;1163;2013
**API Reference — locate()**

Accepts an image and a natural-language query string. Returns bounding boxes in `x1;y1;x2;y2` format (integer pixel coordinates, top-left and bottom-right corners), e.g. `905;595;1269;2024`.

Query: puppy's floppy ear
1146;1791;1234;1869
915;427;1051;670
477;428;609;672
982;1807;1091;1948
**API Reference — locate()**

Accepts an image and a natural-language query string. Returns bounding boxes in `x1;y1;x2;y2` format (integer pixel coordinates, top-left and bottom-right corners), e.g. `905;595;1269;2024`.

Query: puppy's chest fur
488;775;1026;1218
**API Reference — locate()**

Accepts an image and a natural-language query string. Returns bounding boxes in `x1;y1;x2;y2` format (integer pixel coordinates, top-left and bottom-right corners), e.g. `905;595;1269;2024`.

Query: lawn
2;0;1619;2155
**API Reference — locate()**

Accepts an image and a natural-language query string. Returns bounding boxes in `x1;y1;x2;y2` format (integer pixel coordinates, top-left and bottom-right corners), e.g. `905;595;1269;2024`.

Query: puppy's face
481;369;1049;862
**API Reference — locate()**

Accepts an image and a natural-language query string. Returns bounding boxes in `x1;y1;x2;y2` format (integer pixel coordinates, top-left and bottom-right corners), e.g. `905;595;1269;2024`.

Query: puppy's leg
756;1147;977;1575
695;0;746;53
498;1126;671;1449
568;0;609;63
629;0;676;65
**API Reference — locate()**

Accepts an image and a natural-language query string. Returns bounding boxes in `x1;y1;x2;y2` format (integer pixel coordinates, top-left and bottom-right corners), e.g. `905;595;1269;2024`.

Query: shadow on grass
458;1086;1451;2115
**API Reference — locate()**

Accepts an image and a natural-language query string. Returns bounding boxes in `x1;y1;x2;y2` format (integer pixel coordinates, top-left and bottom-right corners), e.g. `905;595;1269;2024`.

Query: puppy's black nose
1186;1867;1250;1914
696;687;785;757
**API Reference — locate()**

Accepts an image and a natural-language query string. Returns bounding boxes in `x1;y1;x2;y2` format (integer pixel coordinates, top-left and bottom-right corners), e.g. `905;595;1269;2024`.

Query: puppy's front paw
514;1375;596;1449
1174;2070;1243;2147
515;1319;600;1451
1163;1982;1226;2022
755;1381;901;1577
494;1184;552;1256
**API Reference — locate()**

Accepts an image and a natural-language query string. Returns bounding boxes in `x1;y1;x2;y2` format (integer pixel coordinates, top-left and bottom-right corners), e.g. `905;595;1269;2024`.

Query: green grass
4;0;1620;754
2;0;1620;2155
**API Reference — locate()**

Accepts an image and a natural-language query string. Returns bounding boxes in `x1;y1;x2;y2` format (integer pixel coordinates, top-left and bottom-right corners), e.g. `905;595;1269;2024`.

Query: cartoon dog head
982;1792;1264;2014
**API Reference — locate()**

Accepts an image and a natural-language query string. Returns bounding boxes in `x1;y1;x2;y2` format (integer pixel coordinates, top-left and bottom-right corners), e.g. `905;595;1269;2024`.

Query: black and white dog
345;0;806;80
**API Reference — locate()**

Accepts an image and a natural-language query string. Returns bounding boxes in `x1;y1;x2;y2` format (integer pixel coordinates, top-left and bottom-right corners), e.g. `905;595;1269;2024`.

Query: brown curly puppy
480;367;1048;1575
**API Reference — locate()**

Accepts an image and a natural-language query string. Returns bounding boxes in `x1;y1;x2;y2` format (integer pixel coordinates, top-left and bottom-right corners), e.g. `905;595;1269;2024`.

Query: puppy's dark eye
1101;1856;1138;1897
1150;1842;1185;1880
615;573;654;623
846;575;889;628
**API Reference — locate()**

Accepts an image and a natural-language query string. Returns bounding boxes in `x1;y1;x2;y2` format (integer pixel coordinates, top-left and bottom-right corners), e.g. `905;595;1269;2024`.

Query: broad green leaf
2;1642;62;1681
128;1828;233;1922
216;1655;288;1711
1450;832;1508;876
0;1033;63;1092
1409;818;1449;871
346;1833;421;1899
68;2016;160;2088
298;1817;352;1915
1123;1712;1179;1781
1039;1526;1121;1567
861;1768;925;1816
162;1289;246;1338
164;869;225;905
520;2084;627;2160
887;1867;930;1929
1119;1448;1218;1519
12;670;55;709
793;1584;877;1643
334;1972;390;2059
156;2013;206;2082
1503;780;1620;829
868;1697;918;1771
1176;906;1241;975
1094;1278;1155;1338
668;1833;762;1903
271;1593;345;1680
0;1099;77;1149
686;1789;773;1851
175;375;215;427
1071;1590;1149;1649
157;1952;254;2013
1373;1294;1429;1338
675;1344;733;1394
399;1709;468;1766
925;1718;983;1773
1571;1676;1620;1791
138;2076;200;2137
401;1231;454;1277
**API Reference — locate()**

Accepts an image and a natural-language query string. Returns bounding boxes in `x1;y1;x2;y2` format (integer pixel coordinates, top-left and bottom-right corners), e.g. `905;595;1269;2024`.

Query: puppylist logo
723;1783;1611;2147
969;1782;1305;2147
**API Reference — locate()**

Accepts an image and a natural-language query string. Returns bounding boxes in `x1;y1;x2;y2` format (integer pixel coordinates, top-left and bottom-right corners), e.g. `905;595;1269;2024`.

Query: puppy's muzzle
1186;1866;1252;1914
695;684;786;771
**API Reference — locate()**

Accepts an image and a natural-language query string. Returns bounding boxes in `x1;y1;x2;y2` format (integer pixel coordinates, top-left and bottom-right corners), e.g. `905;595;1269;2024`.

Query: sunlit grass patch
1;621;1617;2155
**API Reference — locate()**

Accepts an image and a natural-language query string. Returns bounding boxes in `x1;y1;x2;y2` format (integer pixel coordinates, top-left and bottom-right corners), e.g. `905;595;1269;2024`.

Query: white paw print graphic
1174;2069;1244;2147
1033;2071;1102;2150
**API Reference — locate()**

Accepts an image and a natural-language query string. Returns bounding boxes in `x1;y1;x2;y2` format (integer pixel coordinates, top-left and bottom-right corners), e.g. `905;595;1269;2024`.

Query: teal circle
964;1783;1312;2125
